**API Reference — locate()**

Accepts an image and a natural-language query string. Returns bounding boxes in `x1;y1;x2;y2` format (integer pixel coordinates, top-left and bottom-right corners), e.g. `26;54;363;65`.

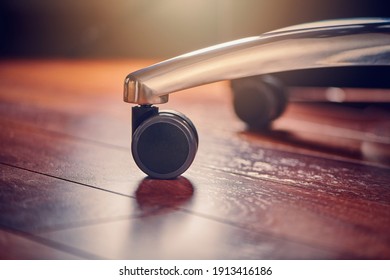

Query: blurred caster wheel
231;75;287;130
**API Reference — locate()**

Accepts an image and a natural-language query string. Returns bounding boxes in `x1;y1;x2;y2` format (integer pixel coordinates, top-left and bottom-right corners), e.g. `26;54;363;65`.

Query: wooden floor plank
188;169;390;259
0;118;143;195
0;164;158;233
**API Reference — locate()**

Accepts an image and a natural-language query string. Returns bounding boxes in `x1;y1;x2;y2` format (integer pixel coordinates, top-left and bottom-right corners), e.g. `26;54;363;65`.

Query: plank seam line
0;162;135;199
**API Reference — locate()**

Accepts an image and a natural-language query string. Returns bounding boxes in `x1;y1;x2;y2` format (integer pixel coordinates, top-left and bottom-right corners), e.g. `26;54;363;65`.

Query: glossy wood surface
0;60;389;259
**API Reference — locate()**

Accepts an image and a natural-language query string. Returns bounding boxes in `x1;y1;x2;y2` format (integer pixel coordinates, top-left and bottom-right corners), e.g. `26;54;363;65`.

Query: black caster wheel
131;107;198;179
230;75;287;130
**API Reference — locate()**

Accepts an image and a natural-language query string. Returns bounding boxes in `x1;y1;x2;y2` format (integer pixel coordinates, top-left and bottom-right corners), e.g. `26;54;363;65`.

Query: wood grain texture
0;60;389;259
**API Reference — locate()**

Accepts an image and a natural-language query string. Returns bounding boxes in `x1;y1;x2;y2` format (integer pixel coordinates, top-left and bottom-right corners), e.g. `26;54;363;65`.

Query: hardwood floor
0;60;389;259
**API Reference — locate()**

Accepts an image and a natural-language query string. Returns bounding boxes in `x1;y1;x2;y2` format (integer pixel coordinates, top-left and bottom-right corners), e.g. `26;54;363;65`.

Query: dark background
1;0;389;58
